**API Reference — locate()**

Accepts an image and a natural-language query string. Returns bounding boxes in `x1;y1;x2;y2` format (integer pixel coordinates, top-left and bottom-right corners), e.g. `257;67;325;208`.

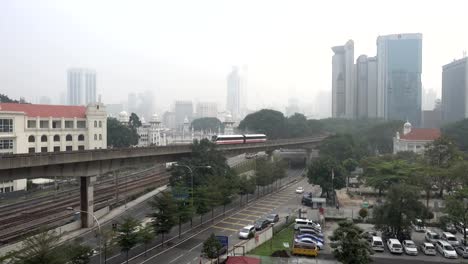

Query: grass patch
249;224;294;256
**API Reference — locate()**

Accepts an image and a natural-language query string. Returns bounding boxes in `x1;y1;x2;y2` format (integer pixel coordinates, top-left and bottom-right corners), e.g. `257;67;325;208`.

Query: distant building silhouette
442;57;468;123
67;68;97;105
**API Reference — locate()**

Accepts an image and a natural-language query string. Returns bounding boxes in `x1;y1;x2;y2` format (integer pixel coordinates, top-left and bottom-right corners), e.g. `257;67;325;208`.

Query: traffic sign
216;235;228;248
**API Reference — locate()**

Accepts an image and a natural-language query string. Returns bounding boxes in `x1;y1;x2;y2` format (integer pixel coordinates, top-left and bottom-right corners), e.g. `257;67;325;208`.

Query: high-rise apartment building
377;33;423;125
355;55;379;118
196;102;218;118
442;57;468;123
67;68;97;106
331;40;355;118
422;88;437;111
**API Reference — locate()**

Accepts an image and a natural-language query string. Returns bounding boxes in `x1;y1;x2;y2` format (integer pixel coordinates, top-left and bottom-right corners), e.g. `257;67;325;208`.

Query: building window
78;134;85;141
94;134;97;140
0;119;13;132
0;139;13;150
28;135;35;143
27;120;36;128
65;121;74;129
53;146;60;152
28;147;35;153
66;146;73;151
41;147;48;153
77;121;86;128
99;121;102;128
39;120;49;129
78;145;85;150
99;134;102;140
94;121;97;128
66;134;72;141
54;135;60;142
52;120;61;129
41;135;47;142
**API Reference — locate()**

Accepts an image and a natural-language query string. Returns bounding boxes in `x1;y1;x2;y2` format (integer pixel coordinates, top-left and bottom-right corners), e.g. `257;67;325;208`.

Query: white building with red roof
0;103;106;154
393;121;441;154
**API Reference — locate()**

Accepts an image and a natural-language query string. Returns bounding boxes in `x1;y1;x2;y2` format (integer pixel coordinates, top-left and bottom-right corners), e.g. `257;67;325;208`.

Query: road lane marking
228;216;255;222
169;254;184;263
189;242;203;252
252;205;276;210
243;209;270;214
220;221;246;227
235;212;259;217
212;226;238;232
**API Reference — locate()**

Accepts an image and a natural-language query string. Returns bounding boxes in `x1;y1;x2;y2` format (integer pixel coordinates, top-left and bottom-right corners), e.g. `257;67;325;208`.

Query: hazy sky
1;0;468;113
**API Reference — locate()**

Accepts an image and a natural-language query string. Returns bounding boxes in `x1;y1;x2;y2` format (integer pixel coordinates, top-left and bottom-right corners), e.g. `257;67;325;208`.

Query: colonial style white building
393;121;441;154
0;103;107;154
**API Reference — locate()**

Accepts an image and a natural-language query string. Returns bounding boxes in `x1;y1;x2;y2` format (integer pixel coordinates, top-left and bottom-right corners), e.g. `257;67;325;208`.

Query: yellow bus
291;241;319;257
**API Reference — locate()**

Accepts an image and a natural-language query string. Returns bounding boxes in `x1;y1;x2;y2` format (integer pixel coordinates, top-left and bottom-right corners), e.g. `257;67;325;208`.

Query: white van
387;238;403;254
371;236;384;252
294;219;321;231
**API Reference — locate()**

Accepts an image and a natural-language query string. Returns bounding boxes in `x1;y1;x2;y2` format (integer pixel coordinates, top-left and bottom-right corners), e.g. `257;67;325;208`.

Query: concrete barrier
233;227;273;255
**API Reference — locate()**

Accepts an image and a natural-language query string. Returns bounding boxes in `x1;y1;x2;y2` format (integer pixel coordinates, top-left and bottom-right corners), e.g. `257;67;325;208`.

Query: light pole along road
67;207;102;264
173;164;212;207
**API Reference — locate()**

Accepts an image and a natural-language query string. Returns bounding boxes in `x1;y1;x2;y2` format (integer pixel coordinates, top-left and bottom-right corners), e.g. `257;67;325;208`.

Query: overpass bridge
0;134;328;227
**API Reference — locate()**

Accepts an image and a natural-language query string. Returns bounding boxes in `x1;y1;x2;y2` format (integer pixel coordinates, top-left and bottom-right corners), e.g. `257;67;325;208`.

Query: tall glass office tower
377;33;422;126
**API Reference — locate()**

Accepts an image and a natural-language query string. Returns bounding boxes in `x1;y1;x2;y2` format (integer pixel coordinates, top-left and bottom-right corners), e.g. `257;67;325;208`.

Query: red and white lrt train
212;134;267;145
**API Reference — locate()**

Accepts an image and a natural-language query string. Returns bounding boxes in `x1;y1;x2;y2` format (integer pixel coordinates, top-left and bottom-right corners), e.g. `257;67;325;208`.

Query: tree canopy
307;156;345;198
445;188;468;243
191;117;223;132
107;117;139;148
238;109;286;139
329;220;372;264
443;118;468;152
128;113;142;131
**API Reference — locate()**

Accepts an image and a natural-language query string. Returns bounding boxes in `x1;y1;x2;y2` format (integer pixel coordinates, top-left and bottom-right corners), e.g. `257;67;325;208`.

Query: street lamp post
174;164;211;208
66;207;102;264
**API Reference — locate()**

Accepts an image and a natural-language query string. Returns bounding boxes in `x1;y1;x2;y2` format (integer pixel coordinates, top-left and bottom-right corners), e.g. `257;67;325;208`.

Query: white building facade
0;103;107;154
393;121;440;154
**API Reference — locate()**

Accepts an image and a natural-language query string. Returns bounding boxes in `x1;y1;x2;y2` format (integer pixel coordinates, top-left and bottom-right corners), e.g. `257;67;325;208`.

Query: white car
238;225;255;239
421;242;436;256
387;239;403;254
402;240;418;256
294;237;324;250
436;240;458;259
442;232;460;246
295;187;304;194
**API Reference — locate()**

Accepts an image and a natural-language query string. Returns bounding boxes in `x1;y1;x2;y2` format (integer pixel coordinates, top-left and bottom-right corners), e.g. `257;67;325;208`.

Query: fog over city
1;0;468;116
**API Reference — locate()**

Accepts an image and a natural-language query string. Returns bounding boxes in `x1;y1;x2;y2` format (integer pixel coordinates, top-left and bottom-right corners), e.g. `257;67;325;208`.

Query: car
294;218;321;231
296;187;304;194
456;222;468;234
254;219;270;231
238;225;255;239
411;218;426;232
420;242;436;256
371;236;385;252
296;233;325;244
402;240;418;256
298;228;323;238
436;240;458;259
265;213;279;224
455;246;468;258
294;237;324;250
442;232;460;246
425;230;440;243
444;223;457;234
363;231;378;243
387;238;403;254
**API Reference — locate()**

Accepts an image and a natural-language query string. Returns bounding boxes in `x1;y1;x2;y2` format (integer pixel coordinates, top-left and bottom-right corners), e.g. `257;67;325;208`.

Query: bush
359;208;368;219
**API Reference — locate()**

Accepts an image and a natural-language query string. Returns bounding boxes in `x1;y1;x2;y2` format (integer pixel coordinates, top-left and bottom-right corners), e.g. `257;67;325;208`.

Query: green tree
358;208;368;220
116;217;140;264
175;198;194;237
342;158;358;189
365;120;404;154
443;118;468;152
0;94;22;103
64;240;93;264
238;176;255;205
149;191;177;246
128;113;142;131
107;118;139;148
445;188;468;244
307;157;345;199
11;230;65;264
373;184;429;239
137;224;155;257
238;109;286;139
285;113;309;138
101;229;116;264
329;220;372;264
191;117;223;132
202;233;223;259
319;134;365;163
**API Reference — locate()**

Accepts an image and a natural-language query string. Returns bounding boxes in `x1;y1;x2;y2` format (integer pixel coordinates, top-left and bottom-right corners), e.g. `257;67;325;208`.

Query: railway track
0;166;171;245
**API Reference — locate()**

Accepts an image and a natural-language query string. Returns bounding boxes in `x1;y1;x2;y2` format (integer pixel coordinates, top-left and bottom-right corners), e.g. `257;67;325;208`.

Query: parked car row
294;218;324;250
238;213;280;239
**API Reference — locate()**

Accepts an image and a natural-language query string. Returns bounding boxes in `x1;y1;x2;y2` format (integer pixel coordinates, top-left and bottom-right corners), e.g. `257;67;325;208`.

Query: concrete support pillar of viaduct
80;176;96;228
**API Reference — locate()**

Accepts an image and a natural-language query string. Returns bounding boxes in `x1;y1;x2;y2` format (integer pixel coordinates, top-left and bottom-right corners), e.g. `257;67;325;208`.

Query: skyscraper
442;57;468;123
377;33;423;125
226;67;241;119
67;68;97;105
174;101;193;130
196;102;218;118
331;40;355;119
355;55;379;118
